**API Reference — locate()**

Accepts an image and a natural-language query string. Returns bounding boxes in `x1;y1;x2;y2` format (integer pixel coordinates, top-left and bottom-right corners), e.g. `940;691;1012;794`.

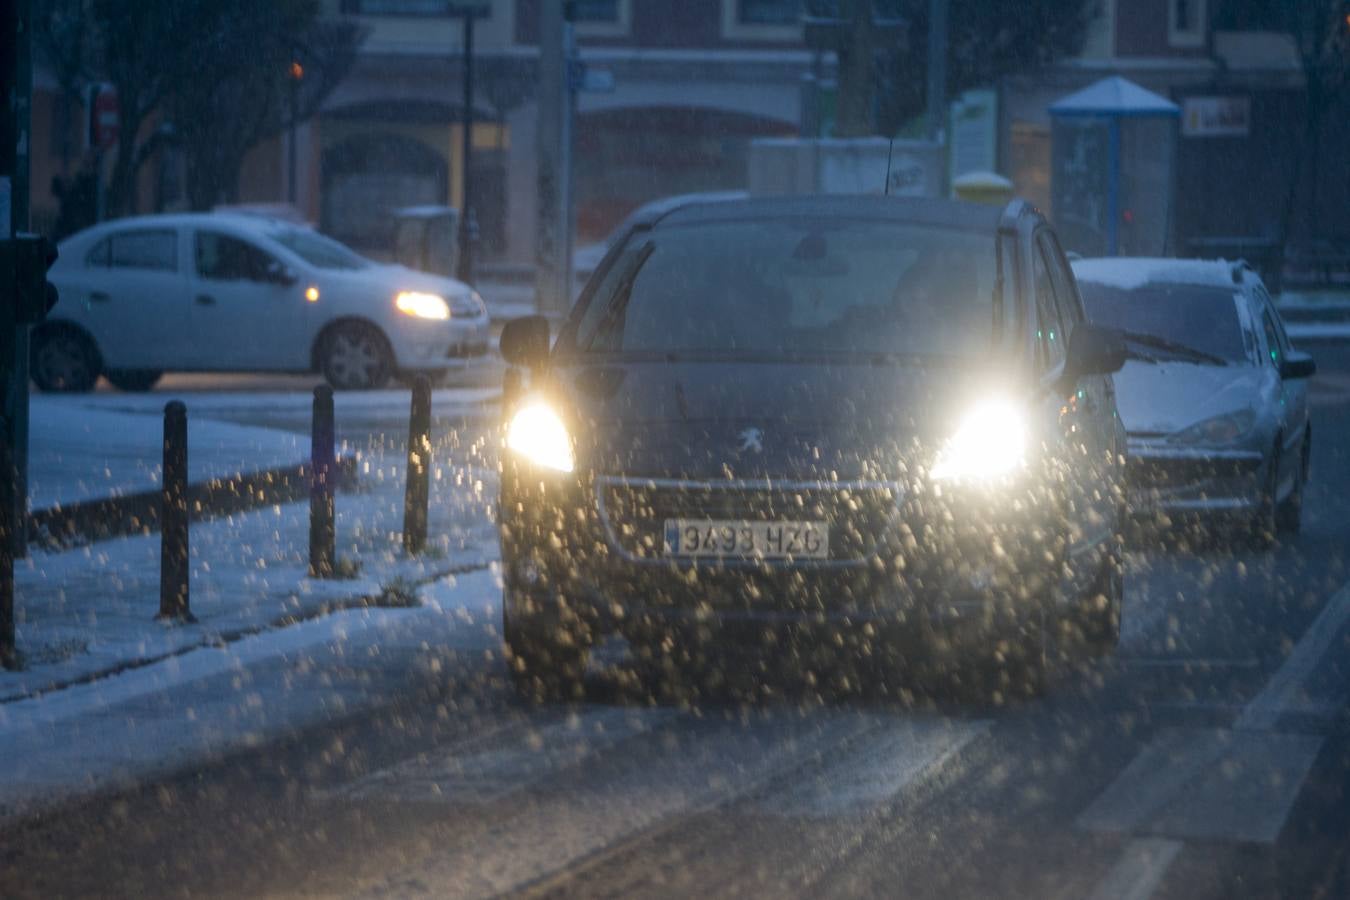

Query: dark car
496;195;1128;700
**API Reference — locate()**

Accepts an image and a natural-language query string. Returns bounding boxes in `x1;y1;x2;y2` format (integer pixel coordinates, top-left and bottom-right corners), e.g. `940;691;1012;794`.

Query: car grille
596;478;903;563
1127;455;1262;489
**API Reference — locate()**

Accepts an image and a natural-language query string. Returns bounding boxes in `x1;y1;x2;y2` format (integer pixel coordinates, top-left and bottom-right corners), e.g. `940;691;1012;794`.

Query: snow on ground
8;389;502;700
0;567;503;824
29;401;307;509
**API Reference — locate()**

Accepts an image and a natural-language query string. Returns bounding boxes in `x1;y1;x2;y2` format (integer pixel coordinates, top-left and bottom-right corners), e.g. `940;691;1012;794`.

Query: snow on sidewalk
0;568;504;824
28;386;501;510
5;419;500;701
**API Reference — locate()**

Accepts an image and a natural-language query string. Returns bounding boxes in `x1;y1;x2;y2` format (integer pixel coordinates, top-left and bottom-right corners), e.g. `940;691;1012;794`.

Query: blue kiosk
1049;76;1179;257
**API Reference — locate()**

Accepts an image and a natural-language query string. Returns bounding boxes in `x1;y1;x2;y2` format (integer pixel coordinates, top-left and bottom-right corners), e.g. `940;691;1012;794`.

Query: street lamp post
288;61;303;206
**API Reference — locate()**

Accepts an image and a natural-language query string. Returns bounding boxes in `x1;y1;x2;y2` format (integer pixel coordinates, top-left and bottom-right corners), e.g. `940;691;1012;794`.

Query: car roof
650;194;1008;232
62;211;302;244
1071;256;1252;291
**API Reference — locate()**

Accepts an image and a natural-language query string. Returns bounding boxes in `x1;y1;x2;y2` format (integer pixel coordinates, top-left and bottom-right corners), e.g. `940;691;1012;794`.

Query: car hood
1113;361;1265;435
339;263;472;300
549;360;1004;481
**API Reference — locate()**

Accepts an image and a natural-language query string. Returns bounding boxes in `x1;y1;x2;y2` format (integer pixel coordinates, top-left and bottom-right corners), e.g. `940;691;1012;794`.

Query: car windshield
570;219;1000;360
1077;281;1250;364
267;227;371;270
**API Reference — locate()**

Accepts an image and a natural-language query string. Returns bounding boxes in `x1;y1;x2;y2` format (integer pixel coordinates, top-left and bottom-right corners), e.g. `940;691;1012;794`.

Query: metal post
158;401;193;622
403;375;432;555
0;430;14;667
8;0;31;558
287;76;299;205
560;17;576;308
457;11;476;283
535;0;567;315
926;0;947;143
309;385;336;578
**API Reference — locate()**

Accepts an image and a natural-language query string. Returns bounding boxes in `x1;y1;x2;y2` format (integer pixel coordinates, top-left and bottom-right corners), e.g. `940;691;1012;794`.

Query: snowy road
4;348;1350;898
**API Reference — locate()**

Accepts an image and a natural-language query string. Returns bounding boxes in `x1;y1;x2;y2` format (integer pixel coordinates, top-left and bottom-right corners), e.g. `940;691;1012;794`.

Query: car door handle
88;291;110;303
195;294;217;306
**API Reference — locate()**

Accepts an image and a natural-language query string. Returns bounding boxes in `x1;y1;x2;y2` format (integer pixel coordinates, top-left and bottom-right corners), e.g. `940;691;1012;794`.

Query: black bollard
159;401;194;622
404;375;432;555
310;385;336;578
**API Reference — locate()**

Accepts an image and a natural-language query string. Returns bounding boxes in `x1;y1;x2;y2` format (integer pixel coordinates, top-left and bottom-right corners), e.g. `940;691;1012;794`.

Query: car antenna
884;138;895;196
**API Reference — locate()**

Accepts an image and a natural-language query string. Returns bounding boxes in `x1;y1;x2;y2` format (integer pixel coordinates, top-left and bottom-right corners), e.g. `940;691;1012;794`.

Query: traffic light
0;233;59;325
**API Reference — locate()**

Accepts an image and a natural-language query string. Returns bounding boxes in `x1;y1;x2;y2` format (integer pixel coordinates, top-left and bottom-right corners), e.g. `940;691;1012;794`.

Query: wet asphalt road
5;345;1350;899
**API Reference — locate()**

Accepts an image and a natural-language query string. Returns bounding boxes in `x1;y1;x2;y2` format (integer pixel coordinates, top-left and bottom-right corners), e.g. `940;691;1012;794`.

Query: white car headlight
1169;409;1255;446
506;400;574;473
395;291;450;320
931;400;1027;482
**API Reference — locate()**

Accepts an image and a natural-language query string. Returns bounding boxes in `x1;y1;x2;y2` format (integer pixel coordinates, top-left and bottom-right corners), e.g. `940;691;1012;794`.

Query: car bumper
1125;436;1266;515
499;467;1068;649
387;315;491;370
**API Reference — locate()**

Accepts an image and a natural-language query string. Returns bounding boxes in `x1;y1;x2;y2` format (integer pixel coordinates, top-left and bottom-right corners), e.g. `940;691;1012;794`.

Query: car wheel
104;369;163;392
319;322;394;391
30;325;99;393
503;605;588;704
1276;431;1309;535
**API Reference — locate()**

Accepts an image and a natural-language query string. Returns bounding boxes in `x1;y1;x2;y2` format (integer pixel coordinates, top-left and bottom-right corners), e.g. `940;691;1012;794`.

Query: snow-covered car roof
1071;256;1248;292
58;211;320;248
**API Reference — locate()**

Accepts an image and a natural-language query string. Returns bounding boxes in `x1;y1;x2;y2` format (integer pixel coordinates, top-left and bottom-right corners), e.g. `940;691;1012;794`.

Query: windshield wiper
1114;329;1228;366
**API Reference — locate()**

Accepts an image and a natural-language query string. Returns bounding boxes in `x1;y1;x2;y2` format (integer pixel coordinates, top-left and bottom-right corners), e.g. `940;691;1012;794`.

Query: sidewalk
6;395;501;701
0;570;503;824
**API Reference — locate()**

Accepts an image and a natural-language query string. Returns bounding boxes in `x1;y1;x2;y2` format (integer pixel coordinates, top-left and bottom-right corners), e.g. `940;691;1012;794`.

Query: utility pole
452;3;486;283
535;0;574;315
287;61;303;206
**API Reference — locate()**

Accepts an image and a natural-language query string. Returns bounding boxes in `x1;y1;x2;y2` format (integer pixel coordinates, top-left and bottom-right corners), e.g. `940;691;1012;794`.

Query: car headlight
505;400;574;473
449;289;486;318
1169;409;1256;446
931;400;1027;482
395;291;450;320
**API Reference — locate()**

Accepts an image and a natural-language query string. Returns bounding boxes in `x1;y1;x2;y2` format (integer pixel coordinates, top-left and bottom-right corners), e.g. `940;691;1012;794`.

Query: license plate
663;519;829;560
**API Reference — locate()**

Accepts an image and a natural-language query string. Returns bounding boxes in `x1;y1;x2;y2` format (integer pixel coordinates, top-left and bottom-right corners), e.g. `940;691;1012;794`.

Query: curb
0;559;492;704
29;456;359;549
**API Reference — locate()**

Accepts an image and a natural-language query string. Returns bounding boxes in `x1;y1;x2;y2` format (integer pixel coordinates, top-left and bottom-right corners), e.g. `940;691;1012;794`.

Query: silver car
1072;258;1316;540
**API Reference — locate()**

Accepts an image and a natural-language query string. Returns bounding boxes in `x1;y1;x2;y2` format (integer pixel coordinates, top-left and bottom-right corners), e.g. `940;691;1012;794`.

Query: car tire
30;325;100;393
503;607;588;704
104;369;163;392
1276;431;1309;535
319;322;394;391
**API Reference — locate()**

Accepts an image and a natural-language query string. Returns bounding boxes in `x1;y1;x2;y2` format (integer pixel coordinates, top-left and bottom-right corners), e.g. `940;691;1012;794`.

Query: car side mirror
1065;324;1126;380
1280;351;1316;380
500;315;550;369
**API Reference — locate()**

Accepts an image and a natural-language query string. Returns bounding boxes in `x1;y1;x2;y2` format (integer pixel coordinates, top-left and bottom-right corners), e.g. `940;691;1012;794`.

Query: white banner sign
1182;96;1251;137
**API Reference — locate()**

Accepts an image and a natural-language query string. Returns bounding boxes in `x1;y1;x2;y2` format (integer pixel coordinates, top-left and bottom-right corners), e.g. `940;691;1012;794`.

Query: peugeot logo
738;427;764;454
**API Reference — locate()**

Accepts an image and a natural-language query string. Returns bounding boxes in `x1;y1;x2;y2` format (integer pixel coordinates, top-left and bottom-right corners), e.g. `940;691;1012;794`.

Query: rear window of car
566;218;1002;361
1077;281;1251;364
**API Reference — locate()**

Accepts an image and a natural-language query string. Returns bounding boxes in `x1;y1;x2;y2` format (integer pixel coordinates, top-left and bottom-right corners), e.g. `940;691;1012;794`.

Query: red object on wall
89;84;119;151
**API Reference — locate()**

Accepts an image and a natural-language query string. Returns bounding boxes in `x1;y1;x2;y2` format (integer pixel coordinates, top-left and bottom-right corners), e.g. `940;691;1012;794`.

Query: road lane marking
1077;727;1321;842
1235;581;1350;731
1087;838;1182;900
751;716;989;819
1083;576;1350;898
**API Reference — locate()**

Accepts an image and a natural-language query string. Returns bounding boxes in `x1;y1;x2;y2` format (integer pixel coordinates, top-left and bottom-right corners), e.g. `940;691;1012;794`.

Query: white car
1072;257;1315;538
39;212;491;391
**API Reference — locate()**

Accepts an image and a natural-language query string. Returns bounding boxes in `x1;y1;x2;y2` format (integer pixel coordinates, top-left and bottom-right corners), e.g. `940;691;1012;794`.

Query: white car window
196;231;280;283
106;230;178;271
